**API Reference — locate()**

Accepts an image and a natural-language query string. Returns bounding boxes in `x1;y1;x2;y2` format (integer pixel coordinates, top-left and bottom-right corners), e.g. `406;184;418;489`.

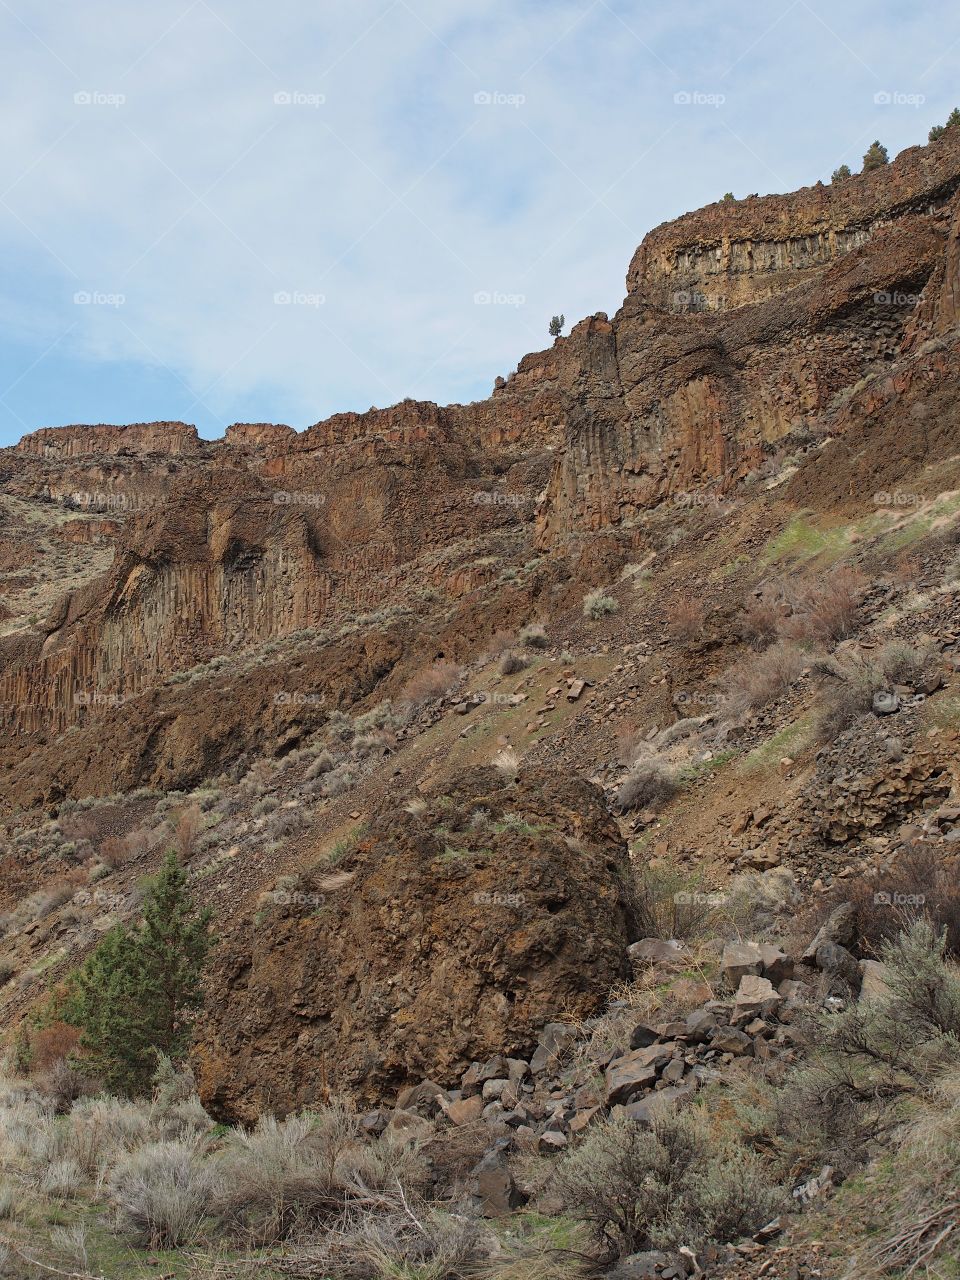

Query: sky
0;0;958;447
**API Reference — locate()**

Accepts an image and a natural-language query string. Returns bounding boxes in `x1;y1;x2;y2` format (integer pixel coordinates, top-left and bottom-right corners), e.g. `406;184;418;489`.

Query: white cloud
0;0;958;438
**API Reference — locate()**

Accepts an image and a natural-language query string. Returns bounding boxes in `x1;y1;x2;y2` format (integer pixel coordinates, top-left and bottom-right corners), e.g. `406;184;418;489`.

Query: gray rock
605;1052;659;1104
530;1023;576;1074
469;1149;524;1217
802;903;855;961
708;1027;754;1055
816;941;862;988
721;941;764;987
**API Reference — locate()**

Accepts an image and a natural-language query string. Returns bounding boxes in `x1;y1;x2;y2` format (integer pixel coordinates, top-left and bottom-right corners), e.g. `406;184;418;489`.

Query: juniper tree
831;164;852;182
65;851;213;1095
862;140;889;172
549;314;565;338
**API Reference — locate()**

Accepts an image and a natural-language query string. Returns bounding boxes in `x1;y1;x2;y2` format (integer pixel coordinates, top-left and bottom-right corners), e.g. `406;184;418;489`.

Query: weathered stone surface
194;768;637;1121
721;941;764;988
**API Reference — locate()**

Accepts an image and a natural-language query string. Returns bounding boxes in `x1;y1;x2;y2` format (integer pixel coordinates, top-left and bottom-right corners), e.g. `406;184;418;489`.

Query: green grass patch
762;513;851;565
736;714;816;774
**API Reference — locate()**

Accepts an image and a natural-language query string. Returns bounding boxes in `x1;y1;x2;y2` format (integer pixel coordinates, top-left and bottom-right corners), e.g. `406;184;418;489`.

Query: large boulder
193;767;637;1122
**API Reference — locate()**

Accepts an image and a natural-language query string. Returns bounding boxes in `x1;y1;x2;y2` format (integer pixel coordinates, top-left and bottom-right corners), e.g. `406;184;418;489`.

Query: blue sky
0;0;958;446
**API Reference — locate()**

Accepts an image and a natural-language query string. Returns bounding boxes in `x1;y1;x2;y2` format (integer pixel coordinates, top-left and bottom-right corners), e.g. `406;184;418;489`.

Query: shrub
306;750;336;779
632;860;724;941
616;760;677;812
294;1202;491;1280
399;661;461;708
721;641;807;715
550;1112;785;1258
665;598;705;643
40;1157;84;1199
99;835;130;870
500;650;528;676
216;1108;364;1244
779;922;960;1173
738;584;788;650
783;566;864;643
108;1138;218;1248
583;588;618;620
519;622;548;649
876;640;930;688
861;1068;960;1276
830;844;960;959
815;660;881;742
832;163;852;182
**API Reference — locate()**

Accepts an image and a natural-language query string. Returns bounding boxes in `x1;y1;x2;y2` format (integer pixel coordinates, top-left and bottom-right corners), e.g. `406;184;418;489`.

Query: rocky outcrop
193;767;637;1121
16;421;202;458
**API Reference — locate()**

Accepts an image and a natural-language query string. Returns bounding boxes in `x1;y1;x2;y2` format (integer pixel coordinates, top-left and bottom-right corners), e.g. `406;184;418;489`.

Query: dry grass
721;641;808;715
665;597;706;643
399;661;462;708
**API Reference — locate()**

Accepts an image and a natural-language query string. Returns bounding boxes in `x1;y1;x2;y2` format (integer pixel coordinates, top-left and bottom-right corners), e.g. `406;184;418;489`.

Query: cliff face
3;130;960;792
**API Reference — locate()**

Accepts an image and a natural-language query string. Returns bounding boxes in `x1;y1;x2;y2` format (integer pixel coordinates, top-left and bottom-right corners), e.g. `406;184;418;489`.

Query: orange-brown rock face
193;767;637;1120
531;136;960;547
3;130;960;796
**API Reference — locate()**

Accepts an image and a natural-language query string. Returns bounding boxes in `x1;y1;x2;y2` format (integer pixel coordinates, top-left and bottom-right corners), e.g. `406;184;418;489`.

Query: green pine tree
64;852;213;1095
948;107;960;129
862;140;889;172
831;164;852;183
549;314;565;338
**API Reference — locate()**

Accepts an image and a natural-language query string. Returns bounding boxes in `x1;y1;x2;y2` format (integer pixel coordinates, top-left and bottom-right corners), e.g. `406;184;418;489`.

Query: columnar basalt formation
3;130;960;777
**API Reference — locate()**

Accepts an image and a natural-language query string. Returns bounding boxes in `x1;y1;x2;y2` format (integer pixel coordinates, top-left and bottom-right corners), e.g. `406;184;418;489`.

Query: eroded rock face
192;767;637;1122
4;131;960;799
